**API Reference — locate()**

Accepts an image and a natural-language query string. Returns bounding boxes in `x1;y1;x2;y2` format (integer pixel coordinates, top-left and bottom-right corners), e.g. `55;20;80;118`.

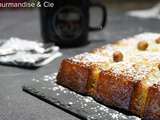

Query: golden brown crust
143;85;160;120
57;59;90;94
57;58;102;95
96;70;136;110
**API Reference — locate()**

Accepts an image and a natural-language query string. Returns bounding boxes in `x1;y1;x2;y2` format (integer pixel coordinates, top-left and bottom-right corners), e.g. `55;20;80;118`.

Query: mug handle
89;3;107;31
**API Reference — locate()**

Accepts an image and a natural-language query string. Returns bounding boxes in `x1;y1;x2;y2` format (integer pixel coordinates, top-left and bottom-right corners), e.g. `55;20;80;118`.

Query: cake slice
57;52;111;95
96;60;155;111
129;62;159;116
97;62;137;110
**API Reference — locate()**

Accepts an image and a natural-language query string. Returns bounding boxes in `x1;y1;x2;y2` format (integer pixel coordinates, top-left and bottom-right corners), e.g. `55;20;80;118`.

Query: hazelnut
137;41;148;51
158;64;160;70
155;37;160;44
113;51;123;62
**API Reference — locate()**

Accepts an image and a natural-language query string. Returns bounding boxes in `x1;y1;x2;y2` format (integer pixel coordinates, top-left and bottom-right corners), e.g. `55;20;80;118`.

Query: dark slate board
23;73;140;120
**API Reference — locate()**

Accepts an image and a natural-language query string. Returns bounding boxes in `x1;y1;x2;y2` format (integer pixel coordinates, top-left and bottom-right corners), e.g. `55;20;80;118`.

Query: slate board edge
23;85;87;120
22;73;141;120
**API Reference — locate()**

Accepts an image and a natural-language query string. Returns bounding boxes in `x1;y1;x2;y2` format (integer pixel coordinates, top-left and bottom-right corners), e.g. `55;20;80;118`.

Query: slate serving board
23;73;140;120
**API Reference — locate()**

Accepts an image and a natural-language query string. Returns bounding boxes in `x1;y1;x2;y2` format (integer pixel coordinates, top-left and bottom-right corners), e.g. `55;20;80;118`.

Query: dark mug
40;0;107;47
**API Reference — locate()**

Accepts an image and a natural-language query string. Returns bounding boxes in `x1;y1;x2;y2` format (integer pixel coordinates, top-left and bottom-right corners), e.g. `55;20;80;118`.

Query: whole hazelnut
155;37;160;44
113;51;123;62
137;41;148;51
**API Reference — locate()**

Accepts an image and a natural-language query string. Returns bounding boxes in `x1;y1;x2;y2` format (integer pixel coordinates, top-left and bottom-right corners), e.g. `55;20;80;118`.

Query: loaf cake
57;33;160;120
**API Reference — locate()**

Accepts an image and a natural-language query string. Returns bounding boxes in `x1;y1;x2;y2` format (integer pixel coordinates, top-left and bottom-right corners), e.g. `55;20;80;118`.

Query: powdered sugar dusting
111;62;136;78
71;52;110;64
68;33;160;84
